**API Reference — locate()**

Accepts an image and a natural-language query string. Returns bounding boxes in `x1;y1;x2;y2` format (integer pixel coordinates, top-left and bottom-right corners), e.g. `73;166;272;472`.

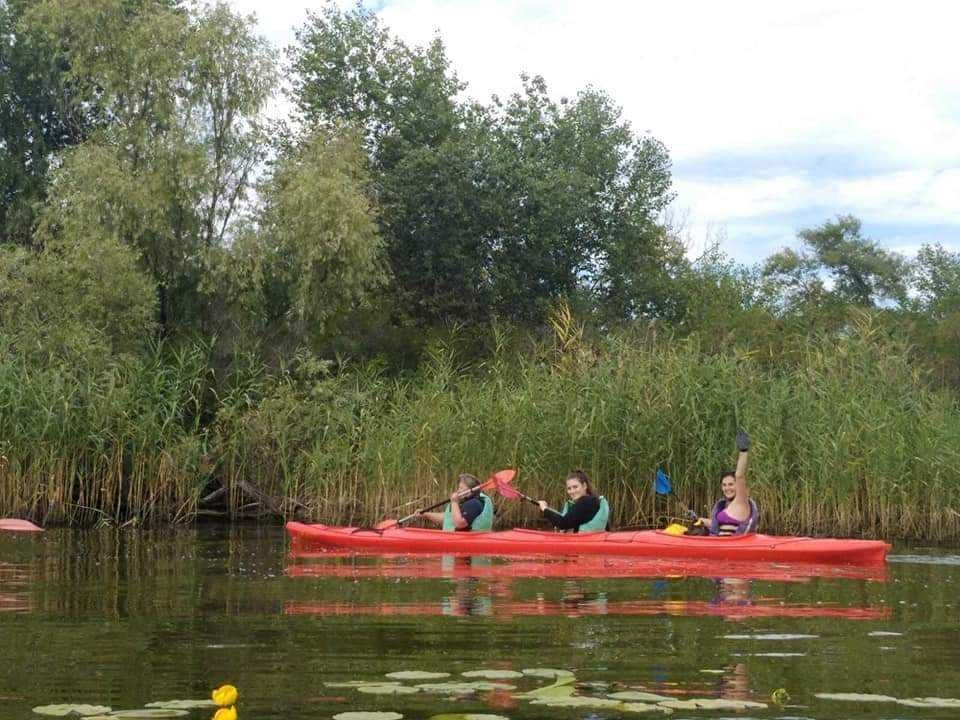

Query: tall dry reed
2;315;959;539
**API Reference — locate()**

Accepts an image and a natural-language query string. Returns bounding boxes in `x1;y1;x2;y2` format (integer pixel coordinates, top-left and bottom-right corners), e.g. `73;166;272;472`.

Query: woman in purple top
699;429;758;535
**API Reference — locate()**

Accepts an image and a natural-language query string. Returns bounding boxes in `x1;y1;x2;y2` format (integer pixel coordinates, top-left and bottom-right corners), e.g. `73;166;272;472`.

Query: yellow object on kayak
663;523;688;536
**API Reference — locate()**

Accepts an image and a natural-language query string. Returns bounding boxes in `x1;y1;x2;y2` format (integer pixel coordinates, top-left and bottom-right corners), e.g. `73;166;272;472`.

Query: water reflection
0;559;31;613
284;554;889;620
2;525;959;720
287;549;889;582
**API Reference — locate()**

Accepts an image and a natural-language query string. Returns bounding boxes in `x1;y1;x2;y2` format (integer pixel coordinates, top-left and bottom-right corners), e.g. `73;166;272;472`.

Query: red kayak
0;519;43;533
285;522;891;565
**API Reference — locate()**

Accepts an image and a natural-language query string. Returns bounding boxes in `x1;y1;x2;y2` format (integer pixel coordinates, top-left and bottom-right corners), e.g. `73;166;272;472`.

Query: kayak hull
0;519;43;533
286;522;890;565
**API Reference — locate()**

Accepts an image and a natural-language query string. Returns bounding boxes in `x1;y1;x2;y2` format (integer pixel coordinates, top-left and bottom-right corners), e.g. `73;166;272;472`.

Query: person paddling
419;473;494;532
699;430;758;535
537;470;610;533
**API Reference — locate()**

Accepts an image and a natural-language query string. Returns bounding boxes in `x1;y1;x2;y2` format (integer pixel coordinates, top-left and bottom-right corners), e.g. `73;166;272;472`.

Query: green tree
250;130;386;344
485;77;676;322
912;243;960;319
0;0;99;246
25;0;276;335
0;234;157;361
290;6;676;328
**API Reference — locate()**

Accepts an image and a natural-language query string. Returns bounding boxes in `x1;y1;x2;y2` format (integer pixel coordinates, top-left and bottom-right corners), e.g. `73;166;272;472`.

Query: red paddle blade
494;477;523;499
486;468;516;487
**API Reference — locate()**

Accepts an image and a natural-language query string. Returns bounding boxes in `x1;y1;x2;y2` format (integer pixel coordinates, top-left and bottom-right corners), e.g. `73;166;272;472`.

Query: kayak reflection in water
419;473;494;532
698;430;759;535
537;470;611;533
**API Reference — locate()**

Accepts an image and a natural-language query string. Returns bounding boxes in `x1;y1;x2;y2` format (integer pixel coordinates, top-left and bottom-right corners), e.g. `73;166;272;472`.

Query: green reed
2;315;959;539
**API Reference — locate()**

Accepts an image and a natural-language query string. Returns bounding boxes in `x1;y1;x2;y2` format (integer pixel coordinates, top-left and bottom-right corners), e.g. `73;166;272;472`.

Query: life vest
442;492;494;532
560;495;610;533
709;497;759;536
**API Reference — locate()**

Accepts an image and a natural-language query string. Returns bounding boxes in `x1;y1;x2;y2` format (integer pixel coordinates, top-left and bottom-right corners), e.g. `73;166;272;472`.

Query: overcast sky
227;0;960;264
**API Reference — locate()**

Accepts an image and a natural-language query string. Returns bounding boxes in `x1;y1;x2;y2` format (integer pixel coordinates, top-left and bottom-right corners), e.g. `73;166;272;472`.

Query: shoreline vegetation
2;3;960;540
2;311;959;540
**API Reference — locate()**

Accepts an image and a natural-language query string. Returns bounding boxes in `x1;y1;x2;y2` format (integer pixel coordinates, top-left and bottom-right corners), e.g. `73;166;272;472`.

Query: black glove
736;428;751;452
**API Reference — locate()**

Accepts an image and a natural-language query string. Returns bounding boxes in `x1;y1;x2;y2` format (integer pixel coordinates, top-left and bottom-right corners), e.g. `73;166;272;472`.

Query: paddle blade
655;468;673;496
488;468;516;486
494;477;523;500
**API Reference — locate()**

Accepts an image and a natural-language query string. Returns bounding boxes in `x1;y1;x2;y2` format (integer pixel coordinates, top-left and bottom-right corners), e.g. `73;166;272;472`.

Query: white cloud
226;0;960;262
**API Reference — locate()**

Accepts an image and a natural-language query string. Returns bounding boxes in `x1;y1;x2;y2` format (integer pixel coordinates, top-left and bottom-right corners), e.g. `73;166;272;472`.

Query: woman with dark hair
537;470;610;533
700;430;758;535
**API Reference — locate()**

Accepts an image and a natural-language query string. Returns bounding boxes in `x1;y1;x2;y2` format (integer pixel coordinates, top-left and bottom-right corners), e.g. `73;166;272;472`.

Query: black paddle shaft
395;486;485;527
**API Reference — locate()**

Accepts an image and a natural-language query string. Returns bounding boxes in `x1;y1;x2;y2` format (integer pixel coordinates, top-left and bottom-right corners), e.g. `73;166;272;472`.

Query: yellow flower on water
212;684;238;707
213;706;237;720
771;688;790;705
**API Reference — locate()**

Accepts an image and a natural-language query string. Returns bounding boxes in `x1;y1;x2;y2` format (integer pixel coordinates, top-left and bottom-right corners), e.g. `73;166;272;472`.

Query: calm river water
1;525;958;719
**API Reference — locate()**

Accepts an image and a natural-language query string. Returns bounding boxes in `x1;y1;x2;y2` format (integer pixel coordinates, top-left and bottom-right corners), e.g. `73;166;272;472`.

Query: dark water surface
1;525;958;719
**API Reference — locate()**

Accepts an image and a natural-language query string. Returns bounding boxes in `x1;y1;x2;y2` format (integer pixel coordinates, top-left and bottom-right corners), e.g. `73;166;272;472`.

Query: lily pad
868;631;903;637
621;704;672;714
333;714;403;720
357;685;420;695
899;698;960;708
814;693;898;702
461;670;523;680
107;712;189;718
33;707;112;717
326;681;403;689
416;682;515;695
659;698;767;710
608;691;671;702
428;715;511;720
386;671;450;680
520;668;574;679
145;701;216;710
515;674;576;700
530;696;624;709
723;633;817;640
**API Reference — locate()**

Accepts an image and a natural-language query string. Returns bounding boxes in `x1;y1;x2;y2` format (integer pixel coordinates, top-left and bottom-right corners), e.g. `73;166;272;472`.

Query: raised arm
731;429;751;512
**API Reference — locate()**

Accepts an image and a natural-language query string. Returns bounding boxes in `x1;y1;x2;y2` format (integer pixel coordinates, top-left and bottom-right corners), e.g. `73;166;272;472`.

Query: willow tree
24;0;277;336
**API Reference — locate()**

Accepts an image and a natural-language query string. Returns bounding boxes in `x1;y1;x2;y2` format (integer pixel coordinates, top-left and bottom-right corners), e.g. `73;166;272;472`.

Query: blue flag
655;468;672;495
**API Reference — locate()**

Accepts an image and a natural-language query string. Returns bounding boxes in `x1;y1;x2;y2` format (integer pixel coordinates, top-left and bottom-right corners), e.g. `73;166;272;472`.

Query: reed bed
2;317;959;540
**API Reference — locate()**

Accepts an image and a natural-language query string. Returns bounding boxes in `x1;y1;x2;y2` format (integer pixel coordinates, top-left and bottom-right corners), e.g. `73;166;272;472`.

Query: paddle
372;468;517;531
654;468;698;522
492;475;540;507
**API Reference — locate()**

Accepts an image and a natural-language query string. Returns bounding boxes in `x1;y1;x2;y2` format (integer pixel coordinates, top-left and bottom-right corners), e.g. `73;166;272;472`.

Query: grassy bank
2;317;959;540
